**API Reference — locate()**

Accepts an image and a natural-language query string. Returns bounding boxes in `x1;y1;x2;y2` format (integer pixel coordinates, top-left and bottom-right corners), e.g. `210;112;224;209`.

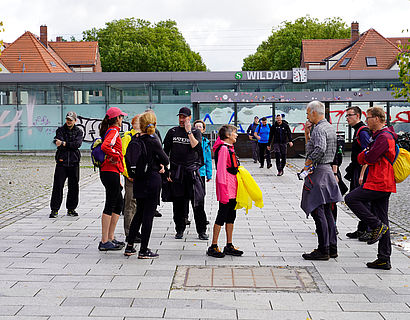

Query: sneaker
175;232;184;239
366;258;391;270
302;249;330;261
267;164;272;169
111;239;125;248
223;245;244;256
49;210;58;218
346;230;364;239
207;246;225;258
367;223;389;245
154;210;162;217
358;231;372;242
98;241;122;251
329;245;338;258
138;248;159;259
124;245;137;256
185;218;191;225
67;209;78;217
198;233;209;240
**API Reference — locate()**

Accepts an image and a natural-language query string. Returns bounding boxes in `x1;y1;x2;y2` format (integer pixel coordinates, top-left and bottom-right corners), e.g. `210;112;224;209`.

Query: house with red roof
301;22;409;71
0;25;101;73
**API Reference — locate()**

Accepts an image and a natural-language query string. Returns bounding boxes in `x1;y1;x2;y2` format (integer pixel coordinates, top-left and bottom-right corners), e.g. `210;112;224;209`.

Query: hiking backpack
125;134;149;180
214;144;240;175
383;131;410;183
90;129;113;169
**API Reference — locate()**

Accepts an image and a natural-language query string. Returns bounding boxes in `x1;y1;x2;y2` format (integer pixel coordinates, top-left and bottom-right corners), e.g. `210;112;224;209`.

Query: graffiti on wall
76;116;130;142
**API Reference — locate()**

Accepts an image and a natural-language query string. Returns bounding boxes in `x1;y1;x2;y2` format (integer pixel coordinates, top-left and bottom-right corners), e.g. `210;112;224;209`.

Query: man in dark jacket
268;115;293;176
163;107;208;240
49;111;83;218
246;116;259;163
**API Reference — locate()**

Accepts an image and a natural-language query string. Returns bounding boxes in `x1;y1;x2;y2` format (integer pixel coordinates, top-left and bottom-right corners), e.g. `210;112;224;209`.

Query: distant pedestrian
163;107;208;240
300;101;342;261
98;107;128;251
345;107;397;270
207;125;243;258
124;111;169;258
246;116;260;163
121;114;140;243
254;117;272;169
268;115;293;176
49;111;83;218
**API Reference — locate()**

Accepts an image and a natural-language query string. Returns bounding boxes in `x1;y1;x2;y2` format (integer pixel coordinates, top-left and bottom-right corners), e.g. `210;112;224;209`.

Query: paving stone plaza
0;158;409;320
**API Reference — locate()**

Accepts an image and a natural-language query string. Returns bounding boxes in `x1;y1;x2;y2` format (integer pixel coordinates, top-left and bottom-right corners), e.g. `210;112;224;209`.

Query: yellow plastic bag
235;166;264;213
393;148;410;183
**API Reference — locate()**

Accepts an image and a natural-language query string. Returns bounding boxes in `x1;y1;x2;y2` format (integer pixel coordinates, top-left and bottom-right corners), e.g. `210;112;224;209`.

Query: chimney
351;22;359;43
40;25;48;47
56;36;62;42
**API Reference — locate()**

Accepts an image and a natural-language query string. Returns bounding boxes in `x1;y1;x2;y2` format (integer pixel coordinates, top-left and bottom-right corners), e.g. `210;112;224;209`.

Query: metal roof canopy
191;91;406;103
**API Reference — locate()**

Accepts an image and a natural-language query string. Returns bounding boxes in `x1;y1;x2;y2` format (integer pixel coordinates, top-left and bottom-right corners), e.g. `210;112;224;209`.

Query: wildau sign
235;71;290;81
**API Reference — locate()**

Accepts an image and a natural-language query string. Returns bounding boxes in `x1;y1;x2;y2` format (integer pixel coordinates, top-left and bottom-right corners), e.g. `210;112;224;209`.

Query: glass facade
0;71;408;151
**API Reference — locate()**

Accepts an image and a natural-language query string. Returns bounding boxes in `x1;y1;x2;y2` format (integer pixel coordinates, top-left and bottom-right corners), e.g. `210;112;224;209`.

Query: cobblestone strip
0;172;99;229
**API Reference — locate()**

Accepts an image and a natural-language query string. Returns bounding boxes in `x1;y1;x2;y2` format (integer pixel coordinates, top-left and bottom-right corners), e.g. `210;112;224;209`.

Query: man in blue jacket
254;117;272;169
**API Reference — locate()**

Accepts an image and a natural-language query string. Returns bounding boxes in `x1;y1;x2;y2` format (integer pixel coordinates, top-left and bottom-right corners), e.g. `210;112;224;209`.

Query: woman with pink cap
98;107;128;251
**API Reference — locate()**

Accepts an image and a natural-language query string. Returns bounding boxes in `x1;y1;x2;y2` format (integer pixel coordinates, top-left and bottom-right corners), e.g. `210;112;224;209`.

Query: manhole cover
172;266;326;292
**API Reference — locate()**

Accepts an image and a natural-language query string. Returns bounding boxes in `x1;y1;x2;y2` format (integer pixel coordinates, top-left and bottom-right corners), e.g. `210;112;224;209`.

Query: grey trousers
123;177;136;237
311;203;337;253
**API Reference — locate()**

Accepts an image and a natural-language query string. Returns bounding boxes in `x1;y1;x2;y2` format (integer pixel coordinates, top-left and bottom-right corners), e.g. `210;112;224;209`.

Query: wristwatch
187;131;192;135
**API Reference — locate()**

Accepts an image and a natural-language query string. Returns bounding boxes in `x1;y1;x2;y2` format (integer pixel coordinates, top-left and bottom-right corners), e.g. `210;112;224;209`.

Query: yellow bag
392;147;410;183
235;166;264;213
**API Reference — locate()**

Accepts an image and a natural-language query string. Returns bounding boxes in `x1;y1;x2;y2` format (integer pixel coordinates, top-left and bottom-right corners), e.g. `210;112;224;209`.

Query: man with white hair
300;101;343;260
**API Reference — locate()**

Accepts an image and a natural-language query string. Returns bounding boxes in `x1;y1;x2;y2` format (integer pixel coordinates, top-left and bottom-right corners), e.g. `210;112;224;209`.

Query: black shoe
329;245;338;258
277;170;283;176
111;239;125;248
267;164;272;169
302;249;330;261
253;160;257;163
198;233;209;240
366;258;391;270
154;210;162;217
207;246;225;258
367;223;389;245
185;218;191;225
124;245;137;256
175;232;184;239
335;226;339;236
67;209;78;217
138;248;159;259
206;220;210;225
346;230;364;239
49;210;58;218
358;231;372;242
223;245;244;256
98;241;121;251
259;165;264;168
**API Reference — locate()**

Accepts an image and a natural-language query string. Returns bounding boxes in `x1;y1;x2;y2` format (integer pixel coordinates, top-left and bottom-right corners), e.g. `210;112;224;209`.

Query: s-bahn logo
234;72;243;80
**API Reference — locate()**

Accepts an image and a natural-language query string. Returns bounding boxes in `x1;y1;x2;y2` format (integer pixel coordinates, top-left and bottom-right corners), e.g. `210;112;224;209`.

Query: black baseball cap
177;107;191;117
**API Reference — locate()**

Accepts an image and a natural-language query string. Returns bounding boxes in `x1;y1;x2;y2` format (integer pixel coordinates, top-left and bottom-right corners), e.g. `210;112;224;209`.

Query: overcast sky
2;0;409;71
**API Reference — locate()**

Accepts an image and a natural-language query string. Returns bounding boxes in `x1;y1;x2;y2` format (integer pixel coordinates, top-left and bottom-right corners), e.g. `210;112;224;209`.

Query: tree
391;35;410;102
82;18;207;72
242;16;350;71
0;21;3;72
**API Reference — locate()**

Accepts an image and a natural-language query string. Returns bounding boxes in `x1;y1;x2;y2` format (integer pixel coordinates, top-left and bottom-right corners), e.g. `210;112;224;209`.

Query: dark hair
218;124;237;140
261;117;267;121
346;106;362;118
100;115;118;137
254;116;259;119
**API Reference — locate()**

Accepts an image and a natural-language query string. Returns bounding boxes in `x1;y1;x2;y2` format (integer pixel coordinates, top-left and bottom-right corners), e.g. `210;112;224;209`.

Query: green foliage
242;16;350;71
391;37;410;102
82;18;206;72
0;21;3;72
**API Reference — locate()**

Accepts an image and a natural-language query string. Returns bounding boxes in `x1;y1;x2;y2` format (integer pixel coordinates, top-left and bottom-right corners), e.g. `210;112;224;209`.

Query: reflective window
0;84;18;105
109;83;149;104
63;83;106;105
151;82;193;104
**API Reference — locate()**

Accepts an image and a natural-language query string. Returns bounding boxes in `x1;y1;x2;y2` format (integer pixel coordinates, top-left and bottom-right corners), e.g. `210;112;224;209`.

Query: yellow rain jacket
121;128;138;178
235;166;264;213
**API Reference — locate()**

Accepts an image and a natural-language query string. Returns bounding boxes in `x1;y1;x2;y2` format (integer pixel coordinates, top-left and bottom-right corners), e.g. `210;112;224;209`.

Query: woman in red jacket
98;107;128;251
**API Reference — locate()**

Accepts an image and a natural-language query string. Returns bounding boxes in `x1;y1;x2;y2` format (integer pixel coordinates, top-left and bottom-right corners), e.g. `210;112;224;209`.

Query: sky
1;0;410;71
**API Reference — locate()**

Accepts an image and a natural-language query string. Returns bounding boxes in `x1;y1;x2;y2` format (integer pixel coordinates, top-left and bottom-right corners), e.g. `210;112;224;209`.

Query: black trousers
345;186;391;260
50;165;79;211
273;143;287;171
173;197;207;234
251;140;259;162
311;203;337;253
258;143;271;167
350;165;370;232
128;197;157;251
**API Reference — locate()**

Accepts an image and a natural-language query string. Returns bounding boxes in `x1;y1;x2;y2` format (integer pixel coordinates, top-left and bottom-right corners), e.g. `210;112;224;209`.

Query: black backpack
214;144;240;175
125;134;149;180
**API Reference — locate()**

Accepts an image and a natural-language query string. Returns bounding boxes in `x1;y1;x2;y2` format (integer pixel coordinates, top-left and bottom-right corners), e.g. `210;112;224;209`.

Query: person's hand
359;176;364;185
167;176;173;182
305;121;312;132
184;118;191;133
159;164;165;174
256;135;261;140
248;135;252;140
267;146;271;151
55;139;62;147
289;142;293;147
334;174;339;184
206;178;211;182
128;177;134;182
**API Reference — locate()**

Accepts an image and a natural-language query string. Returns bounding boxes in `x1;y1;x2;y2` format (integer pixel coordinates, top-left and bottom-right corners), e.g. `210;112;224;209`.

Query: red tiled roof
49;41;99;66
301;39;352;63
0;31;72;73
332;29;401;70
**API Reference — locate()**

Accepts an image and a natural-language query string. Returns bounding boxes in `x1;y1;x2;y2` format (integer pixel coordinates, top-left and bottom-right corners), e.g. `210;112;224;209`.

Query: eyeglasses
345;114;356;118
366;116;376;120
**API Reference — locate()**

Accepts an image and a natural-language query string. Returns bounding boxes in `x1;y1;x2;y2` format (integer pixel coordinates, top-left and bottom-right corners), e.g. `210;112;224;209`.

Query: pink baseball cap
106;107;128;119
